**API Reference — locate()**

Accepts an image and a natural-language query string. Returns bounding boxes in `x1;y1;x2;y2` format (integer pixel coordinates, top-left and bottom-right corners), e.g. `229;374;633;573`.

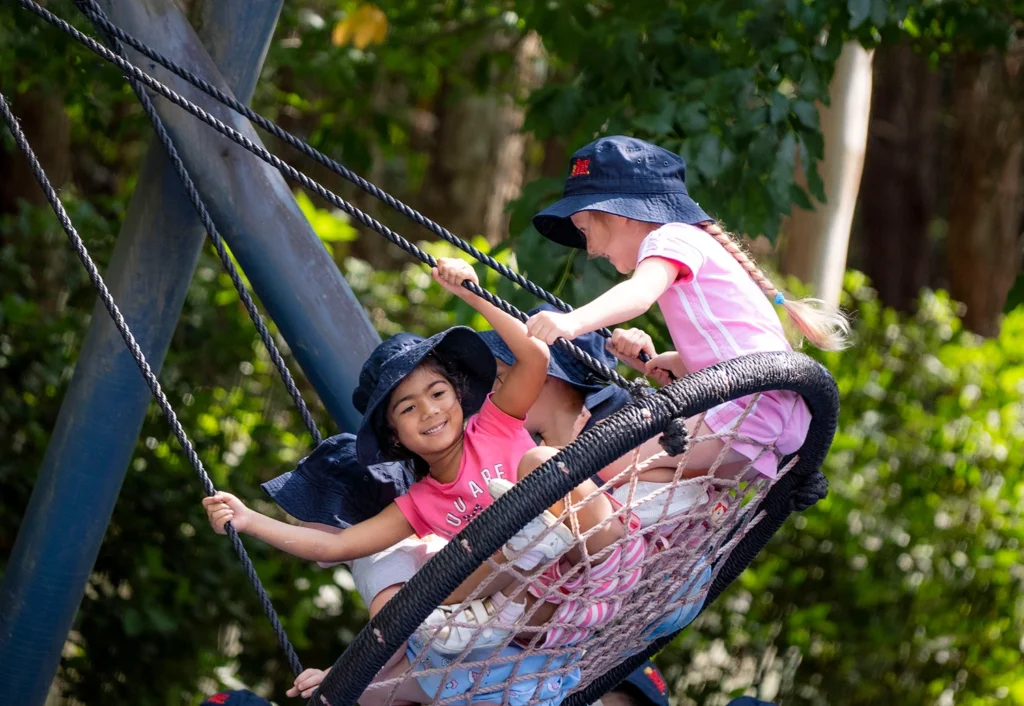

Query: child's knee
517;445;560;479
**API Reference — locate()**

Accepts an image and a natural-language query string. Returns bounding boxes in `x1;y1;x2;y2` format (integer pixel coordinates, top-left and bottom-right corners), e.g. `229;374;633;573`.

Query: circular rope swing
314;355;838;706
4;4;840;704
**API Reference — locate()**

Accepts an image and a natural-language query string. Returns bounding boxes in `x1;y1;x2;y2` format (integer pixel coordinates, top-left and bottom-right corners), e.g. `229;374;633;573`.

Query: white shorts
347;536;447;606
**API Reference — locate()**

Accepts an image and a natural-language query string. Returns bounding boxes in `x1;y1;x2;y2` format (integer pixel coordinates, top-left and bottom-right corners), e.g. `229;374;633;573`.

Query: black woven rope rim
311;350;840;706
0;89;303;677
15;0;638;387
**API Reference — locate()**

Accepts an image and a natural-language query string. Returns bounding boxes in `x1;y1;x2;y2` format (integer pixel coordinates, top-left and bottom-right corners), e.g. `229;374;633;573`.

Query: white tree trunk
782;41;874;306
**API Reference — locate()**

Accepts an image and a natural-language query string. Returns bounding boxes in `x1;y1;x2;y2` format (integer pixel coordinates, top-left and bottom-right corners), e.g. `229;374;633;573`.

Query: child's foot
417;595;525;654
611;480;708;528
486;478;574;570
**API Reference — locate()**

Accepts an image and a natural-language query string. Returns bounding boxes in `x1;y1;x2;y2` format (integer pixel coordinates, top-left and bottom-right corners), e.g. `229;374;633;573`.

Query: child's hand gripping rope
203;492;253;533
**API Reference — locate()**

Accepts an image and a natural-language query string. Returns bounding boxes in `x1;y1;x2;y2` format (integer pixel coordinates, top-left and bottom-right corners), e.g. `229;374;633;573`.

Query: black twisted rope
312;351;839;706
0;90;304;678
15;0;632;390
68;2;616;342
63;0;324;447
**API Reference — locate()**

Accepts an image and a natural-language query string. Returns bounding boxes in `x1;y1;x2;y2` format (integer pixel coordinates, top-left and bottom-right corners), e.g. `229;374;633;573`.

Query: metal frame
0;2;380;702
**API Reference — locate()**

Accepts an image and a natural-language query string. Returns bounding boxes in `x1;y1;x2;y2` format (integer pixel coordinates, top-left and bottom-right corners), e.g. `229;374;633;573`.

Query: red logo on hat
644;666;667;694
207;694;230;705
569;158;591;177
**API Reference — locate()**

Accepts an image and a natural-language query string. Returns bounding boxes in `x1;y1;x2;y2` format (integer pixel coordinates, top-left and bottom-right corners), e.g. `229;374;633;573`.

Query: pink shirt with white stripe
637;223;811;478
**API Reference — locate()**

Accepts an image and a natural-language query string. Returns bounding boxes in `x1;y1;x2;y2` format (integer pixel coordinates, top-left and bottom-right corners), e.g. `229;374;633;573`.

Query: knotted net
313;352;839;706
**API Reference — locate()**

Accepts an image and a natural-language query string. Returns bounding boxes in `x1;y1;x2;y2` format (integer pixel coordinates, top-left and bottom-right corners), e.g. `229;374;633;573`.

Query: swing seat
312;351;838;706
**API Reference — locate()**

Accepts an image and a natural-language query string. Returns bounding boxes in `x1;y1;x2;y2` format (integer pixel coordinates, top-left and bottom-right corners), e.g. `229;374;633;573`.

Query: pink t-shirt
395;394;536;539
637;223;811;478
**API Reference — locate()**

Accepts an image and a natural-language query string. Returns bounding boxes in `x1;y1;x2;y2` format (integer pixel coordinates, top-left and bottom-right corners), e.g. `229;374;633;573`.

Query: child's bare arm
526;257;679;344
204;493;413;563
433;257;549;419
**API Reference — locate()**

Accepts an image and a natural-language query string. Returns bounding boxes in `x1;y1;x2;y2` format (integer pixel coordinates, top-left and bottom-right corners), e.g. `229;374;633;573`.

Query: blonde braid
697;222;851;352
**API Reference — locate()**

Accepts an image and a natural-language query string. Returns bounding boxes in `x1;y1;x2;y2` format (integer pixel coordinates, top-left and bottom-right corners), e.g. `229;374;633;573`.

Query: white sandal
486;478;574;570
611;480;708;528
416;596;524;654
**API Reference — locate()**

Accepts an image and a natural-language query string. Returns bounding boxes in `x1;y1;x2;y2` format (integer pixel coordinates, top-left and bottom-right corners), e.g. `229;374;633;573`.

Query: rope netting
2;4;841;706
372;401;793;706
316;357;838;706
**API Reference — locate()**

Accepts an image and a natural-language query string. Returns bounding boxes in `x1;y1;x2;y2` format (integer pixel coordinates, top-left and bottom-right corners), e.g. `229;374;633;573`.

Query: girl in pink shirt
526;135;849;487
203;257;634;656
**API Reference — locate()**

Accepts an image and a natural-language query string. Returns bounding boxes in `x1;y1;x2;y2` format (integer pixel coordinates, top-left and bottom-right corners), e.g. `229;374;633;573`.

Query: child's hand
286;667;332;701
526;310;581;344
202;492;252;534
644;351;685;386
432;257;479;298
607;328;655;372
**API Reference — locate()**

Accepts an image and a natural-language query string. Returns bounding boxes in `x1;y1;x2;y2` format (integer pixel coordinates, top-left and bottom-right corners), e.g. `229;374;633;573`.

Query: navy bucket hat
617;660;670;706
200;690;273;706
478;303;638;434
354;328;496;465
261;432;412;529
479;303;613;394
533;135;711;249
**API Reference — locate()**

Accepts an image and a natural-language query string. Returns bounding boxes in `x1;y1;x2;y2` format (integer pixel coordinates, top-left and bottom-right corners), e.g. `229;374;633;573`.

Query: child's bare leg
357;653;430;706
517;446;625;557
597;417;749;486
444;557;516;605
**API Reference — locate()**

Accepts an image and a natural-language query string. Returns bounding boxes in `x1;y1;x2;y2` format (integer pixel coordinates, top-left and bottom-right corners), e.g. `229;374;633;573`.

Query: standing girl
525;135;848;492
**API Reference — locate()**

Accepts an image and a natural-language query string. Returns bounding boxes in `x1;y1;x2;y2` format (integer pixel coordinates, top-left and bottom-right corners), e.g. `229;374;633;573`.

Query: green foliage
5;0;1024;703
0;193;380;703
657;273;1024;706
514;0;895;243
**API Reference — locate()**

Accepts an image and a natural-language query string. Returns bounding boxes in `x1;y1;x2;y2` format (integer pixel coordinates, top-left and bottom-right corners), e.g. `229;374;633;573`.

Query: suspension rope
67;0;615;341
73;2;606;340
67;0;324;446
16;0;634;390
0;89;304;677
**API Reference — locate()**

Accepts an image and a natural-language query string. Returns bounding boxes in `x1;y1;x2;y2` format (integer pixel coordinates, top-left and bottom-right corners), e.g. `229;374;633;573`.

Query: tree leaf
792;100;820;128
676;103;709;134
695;134;723;179
790;183;815;210
870;0;891;28
770;92;789;125
633;101;675;136
777;37;801;55
806;159;827;202
770;132;798;208
848;0;871;29
1004;271;1024;313
332;3;389;49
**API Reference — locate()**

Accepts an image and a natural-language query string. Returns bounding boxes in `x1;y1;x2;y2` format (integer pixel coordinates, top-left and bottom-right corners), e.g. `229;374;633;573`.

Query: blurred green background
2;1;1023;704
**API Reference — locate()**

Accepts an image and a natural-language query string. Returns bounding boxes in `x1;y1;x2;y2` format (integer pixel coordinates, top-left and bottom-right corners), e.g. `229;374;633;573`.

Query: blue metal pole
0;2;289;704
94;0;382;432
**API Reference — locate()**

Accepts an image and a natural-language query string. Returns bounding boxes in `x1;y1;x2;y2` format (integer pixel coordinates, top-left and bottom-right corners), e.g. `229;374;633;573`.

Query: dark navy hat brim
201;690;274;706
261;433;413;529
477;329;516;367
533;191;711;250
356;327;496;466
478;305;615;394
618;661;670;706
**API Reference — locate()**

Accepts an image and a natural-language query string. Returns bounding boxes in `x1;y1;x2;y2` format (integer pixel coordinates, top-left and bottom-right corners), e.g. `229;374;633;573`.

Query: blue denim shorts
405;633;581;706
644;556;712;642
